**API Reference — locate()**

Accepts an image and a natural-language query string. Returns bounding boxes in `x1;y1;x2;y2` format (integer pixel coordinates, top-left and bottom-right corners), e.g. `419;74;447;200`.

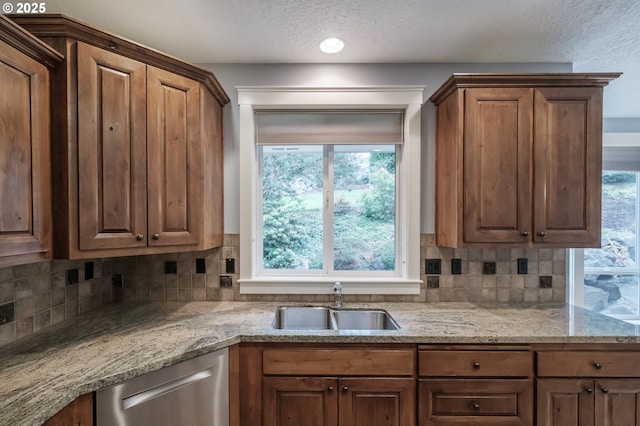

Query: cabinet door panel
464;88;533;244
595;379;640;426
77;42;147;250
534;87;602;246
0;39;51;259
147;66;201;247
340;377;415;426
537;379;594;426
263;377;338;426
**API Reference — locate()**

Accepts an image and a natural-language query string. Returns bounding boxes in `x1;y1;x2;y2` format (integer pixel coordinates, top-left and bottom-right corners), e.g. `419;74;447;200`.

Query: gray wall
200;62;573;234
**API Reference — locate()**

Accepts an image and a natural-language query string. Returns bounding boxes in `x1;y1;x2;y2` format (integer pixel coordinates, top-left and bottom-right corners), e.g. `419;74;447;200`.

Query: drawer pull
328;386;333;392
593;362;603;370
585;387;594;394
471;401;480;410
472;362;480;369
601;387;609;394
136;234;144;241
342;386;349;392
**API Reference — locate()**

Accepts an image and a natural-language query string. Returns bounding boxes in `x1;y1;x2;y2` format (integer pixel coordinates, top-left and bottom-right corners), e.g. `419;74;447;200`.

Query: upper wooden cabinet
430;73;620;248
10;14;229;259
0;15;62;267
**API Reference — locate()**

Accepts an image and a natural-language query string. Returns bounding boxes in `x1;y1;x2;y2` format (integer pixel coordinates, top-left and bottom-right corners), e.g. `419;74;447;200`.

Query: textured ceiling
35;0;640;118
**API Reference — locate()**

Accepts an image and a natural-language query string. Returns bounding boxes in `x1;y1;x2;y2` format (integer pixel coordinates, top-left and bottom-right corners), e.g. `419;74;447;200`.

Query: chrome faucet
333;281;343;308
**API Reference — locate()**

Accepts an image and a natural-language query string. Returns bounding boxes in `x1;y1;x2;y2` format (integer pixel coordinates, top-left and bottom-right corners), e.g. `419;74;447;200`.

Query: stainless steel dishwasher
96;348;229;426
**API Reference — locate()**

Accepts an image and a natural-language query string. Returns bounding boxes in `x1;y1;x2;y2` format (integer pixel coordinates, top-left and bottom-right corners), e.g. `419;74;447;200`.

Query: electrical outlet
483;262;496;275
220;275;233;288
0;302;14;324
226;258;236;274
426;276;440;288
196;258;206;274
66;269;79;285
517;258;528;274
540;276;553;288
164;261;177;274
451;258;462;274
111;274;123;288
84;261;94;280
425;258;441;275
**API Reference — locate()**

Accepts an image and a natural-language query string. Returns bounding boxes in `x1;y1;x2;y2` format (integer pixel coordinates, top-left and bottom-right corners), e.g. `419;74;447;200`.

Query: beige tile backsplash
0;233;566;347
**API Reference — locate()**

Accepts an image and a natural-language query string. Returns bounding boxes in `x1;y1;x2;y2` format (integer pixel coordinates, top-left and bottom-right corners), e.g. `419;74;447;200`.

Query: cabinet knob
342;386;349;392
472;362;480;369
471;401;480;410
585;388;594;394
136;234;144;241
328;386;333;392
521;231;530;237
601;387;609;394
153;234;160;240
593;362;603;370
538;231;547;237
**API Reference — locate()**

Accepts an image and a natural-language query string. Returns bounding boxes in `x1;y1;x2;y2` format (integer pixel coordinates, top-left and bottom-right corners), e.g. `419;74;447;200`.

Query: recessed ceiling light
320;37;344;54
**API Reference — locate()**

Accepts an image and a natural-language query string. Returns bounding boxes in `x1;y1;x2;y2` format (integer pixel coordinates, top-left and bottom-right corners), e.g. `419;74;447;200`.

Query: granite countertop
1;301;639;426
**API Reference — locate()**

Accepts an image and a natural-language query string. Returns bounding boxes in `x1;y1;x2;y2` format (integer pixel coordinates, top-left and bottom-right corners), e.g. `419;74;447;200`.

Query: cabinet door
340;377;415;426
147;66;201;247
0;39;51;260
263;377;338;426
537;379;594;426
534;87;602;246
595;379;640;426
463;88;533;244
77;42;147;250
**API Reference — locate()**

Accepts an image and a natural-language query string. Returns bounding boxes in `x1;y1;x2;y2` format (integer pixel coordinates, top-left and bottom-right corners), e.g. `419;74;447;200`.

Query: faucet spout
333;281;343;308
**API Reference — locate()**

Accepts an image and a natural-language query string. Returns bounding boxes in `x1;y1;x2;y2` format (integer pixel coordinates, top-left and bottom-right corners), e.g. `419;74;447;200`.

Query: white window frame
237;86;424;295
570;133;640;322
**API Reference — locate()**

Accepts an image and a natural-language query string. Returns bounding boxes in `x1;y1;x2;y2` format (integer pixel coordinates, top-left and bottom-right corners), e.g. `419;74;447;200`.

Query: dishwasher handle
122;369;213;410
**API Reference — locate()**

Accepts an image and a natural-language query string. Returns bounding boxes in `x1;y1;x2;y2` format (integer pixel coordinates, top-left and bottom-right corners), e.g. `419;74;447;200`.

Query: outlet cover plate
425;258;441;275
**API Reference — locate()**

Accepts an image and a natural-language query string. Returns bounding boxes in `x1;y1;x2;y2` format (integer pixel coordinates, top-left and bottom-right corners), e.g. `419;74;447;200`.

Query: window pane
333;145;395;271
261;146;323;270
585;172;637;268
584;274;639;316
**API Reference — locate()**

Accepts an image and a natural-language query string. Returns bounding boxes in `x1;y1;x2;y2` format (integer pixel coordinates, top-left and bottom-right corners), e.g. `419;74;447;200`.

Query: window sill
238;278;422;295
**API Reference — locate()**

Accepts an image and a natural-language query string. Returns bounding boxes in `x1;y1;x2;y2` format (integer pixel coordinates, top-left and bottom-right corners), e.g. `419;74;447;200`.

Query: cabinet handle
538;231;547;237
585;388;594;394
328;386;333;392
472;362;480;369
593;362;603;370
342;386;348;392
153;234;160;240
136;234;144;241
601;387;609;394
471;401;480;410
521;231;530;236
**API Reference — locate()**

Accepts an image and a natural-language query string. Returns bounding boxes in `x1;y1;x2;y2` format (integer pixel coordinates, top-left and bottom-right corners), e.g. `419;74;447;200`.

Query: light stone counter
1;301;638;426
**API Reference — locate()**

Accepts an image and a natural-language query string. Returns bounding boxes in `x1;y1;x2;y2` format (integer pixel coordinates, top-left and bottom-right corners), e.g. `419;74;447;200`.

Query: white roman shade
603;147;640;171
255;110;404;145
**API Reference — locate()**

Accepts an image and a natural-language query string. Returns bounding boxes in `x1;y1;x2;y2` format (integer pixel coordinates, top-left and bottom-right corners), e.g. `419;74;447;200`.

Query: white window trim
570;133;640;318
237;86;424;295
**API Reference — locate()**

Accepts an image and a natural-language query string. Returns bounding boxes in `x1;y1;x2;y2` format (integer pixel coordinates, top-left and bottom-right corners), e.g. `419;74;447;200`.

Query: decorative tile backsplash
0;233;566;347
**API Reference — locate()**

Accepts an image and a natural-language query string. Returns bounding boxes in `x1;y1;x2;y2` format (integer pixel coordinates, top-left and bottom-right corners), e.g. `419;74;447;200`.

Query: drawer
537;351;640;377
263;349;414;376
419;350;532;377
419;379;533;425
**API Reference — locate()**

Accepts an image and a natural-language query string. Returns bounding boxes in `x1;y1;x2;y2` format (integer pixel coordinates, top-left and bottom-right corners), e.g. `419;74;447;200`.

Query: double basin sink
272;306;400;331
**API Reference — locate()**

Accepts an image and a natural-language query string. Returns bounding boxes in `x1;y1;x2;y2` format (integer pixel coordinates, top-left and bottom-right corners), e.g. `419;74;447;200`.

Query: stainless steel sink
272;306;336;330
272;306;399;330
333;309;400;330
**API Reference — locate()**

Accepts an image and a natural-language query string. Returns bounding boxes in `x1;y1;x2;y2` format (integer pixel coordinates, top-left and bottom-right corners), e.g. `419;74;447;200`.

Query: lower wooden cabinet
263;376;414;426
536;349;640;426
43;392;93;426
418;347;534;426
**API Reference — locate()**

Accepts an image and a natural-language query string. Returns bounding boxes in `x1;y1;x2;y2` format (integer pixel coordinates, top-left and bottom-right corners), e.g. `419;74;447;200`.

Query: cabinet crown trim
430;72;621;105
0;14;62;67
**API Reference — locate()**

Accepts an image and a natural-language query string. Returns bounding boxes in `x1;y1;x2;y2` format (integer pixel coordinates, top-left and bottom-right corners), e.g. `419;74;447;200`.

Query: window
237;87;424;294
571;142;640;324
